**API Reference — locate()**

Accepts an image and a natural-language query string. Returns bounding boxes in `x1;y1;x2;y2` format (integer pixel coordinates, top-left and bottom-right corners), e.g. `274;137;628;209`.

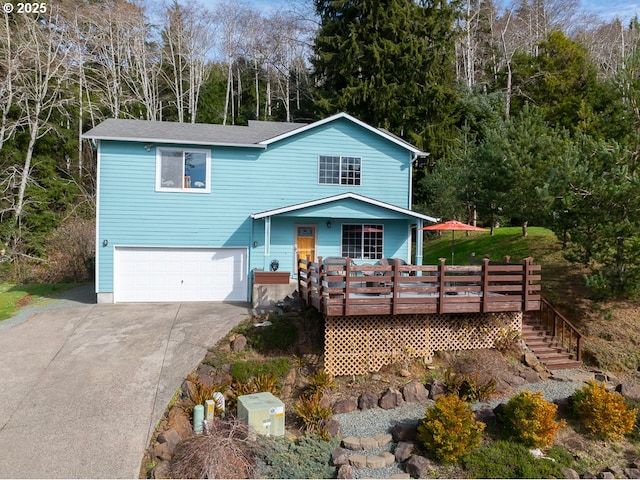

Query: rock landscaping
141;308;640;479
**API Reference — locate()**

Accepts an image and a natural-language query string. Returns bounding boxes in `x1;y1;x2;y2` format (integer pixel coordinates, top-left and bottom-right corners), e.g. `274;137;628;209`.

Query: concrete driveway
0;290;251;478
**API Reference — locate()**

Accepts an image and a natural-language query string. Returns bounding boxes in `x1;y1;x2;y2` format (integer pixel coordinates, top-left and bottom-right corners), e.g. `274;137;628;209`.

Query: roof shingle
82;118;308;147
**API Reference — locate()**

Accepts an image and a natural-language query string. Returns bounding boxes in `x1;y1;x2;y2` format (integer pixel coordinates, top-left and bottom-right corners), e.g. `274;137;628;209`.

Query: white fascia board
81;134;266;149
251;192;439;223
259;112;427;155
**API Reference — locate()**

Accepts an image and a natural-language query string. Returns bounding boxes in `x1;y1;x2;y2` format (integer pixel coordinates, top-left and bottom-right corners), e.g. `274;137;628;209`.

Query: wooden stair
522;315;582;370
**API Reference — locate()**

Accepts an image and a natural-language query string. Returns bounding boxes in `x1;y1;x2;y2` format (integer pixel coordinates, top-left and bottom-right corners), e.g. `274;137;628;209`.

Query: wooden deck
298;257;541;317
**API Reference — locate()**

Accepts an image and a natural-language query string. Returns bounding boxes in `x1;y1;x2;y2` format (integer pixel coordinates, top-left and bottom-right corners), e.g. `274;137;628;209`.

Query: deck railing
297;256;541;317
530;297;583;361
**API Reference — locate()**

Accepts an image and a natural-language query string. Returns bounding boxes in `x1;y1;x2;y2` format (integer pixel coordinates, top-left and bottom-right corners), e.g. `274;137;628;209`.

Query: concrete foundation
252;281;297;310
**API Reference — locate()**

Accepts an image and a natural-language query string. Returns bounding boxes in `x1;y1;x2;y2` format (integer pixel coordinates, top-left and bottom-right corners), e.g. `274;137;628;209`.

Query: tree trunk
254;58;260;119
15;114;40;230
522;220;528;237
223;60;232;125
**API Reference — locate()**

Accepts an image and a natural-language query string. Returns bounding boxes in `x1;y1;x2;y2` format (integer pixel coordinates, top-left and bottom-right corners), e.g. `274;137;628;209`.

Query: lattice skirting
324;312;522;376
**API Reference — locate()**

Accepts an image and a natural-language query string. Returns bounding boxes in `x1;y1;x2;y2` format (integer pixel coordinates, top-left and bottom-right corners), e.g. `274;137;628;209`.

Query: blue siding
97;117;416;293
251;218;411;273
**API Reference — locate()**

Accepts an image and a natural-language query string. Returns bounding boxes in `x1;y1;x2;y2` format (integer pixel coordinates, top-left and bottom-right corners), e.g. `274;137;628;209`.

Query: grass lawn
421;226;579;305
0;283;78;322
422;226;562;266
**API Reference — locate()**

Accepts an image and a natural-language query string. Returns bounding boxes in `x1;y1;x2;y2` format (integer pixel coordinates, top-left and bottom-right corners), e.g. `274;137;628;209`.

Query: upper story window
156;148;210;193
341;224;383;260
318;155;361;186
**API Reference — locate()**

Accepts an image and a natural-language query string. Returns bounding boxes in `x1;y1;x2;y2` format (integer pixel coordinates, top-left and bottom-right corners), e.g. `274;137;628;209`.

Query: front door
296;225;316;270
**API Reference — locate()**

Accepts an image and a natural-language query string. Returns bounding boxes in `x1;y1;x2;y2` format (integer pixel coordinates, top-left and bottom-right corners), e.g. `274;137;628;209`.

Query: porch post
415;220;424;267
264;216;271;257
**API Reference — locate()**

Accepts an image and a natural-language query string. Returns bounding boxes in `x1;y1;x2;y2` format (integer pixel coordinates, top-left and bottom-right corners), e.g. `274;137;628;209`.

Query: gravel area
333;369;592;478
334;370;589;439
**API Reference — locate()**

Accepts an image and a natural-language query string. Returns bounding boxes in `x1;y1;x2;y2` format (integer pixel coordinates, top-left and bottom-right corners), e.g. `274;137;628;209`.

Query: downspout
409;152;416;209
95;139;101;298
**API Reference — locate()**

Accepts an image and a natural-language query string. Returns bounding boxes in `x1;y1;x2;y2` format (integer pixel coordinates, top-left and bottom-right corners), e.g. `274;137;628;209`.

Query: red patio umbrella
421;220;487;265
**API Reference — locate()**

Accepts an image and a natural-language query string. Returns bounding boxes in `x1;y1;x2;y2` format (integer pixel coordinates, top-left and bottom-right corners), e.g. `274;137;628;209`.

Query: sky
205;0;638;23
579;0;639;22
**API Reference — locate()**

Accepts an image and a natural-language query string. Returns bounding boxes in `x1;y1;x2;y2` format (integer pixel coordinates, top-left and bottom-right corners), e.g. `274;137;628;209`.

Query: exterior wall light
326;221;332;229
144;143;153;152
103;239;109;247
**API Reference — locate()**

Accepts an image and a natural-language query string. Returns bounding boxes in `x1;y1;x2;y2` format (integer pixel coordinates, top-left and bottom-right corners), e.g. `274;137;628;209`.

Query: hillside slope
422;227;640;375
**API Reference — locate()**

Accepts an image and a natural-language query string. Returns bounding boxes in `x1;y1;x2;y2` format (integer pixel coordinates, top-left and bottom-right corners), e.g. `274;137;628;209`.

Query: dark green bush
463;440;573;478
230;357;291;383
257;434;340;479
233;315;297;353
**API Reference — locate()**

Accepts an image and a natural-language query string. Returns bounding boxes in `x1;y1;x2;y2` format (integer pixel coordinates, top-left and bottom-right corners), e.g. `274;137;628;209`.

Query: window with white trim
319;155;361;185
156;148;210;192
341;224;383;260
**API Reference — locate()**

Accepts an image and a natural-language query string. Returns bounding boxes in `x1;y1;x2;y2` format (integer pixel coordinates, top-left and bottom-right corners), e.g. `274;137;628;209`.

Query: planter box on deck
253;271;291;285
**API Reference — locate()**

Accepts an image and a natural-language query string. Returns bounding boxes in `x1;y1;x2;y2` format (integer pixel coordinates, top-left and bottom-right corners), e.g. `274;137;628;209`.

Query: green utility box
237;392;285;437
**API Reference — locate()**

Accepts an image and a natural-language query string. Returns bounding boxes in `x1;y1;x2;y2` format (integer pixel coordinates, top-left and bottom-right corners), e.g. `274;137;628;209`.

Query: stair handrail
535;297;583;362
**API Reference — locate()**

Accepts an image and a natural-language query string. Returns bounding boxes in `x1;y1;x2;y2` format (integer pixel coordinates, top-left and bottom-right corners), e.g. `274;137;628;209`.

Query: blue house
83;112;437;304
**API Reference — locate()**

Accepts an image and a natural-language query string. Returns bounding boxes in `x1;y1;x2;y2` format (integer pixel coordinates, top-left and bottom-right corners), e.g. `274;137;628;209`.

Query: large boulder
231;334;247;352
402;380;428;403
331;447;350;467
337;464;354;479
560;467;580;479
379;388;404;410
392;422;418;442
167;407;193;440
427;379;446;400
358;392;379;410
324;418;343;438
394;441;415;463
333;397;358;414
405;455;432;478
156;428;182;456
151;460;171;479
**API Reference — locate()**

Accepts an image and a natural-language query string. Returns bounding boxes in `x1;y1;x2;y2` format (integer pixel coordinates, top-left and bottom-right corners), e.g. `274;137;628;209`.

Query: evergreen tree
311;0;461;148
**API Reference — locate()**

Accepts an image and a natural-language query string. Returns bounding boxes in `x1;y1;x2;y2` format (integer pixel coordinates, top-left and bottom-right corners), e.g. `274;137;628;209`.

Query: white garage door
114;247;247;302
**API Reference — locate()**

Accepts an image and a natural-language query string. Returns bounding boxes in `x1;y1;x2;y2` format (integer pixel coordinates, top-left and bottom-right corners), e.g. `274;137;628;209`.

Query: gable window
341;224;383;260
156;148;210;192
319;155;361;185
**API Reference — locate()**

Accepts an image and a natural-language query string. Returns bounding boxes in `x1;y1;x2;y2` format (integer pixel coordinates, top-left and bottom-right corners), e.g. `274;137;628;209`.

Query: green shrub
257;434;340;479
571;381;638;441
416;394;485;463
230;357;291;383
463;440;571;478
233;315;297;353
501;390;566;448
